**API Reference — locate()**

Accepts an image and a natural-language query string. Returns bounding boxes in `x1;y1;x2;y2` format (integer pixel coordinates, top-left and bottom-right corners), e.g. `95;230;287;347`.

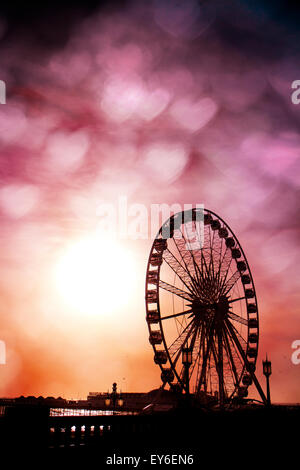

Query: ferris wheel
145;207;267;406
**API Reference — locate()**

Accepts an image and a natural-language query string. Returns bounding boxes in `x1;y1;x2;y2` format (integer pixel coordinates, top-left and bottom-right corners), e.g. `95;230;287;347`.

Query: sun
54;234;136;316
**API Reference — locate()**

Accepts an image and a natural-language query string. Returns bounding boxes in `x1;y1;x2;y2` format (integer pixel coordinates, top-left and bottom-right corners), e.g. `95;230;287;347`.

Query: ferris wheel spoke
228;296;245;304
218;330;226;402
217;248;233;290
161;309;193;321
227;319;247;350
199;246;211;281
222;325;240;387
192;225;213;283
189;325;202;380
224;322;245;370
227;311;248;326
196;319;216;394
210;337;221;391
172;236;202;294
215;235;225;286
208;227;216;280
223;321;246;382
221;270;241;296
212;232;220;279
171;322;197;367
207;338;219;394
163;248;199;297
184;325;201;385
168;319;195;357
159;280;194;302
188;324;200;365
178;226;203;289
188;321;200;353
181;223;209;286
211;331;225;403
194;322;206;391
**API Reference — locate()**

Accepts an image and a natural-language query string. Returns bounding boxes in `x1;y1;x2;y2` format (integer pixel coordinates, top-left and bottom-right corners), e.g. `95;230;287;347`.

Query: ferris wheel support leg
225;319;268;406
217;330;225;408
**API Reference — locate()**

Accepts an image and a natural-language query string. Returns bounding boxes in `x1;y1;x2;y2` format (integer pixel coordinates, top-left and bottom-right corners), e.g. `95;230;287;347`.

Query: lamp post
105;382;124;414
262;355;272;406
182;346;192;403
112;382;117;410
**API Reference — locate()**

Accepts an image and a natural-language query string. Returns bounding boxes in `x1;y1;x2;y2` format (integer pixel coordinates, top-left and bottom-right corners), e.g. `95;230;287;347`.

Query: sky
0;0;300;402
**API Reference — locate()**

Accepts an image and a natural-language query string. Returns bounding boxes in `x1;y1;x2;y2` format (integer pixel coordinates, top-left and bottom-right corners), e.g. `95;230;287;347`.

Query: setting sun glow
54;235;136;316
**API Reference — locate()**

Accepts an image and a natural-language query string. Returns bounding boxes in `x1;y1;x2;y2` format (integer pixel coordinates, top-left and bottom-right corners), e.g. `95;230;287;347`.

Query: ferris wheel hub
189;295;229;324
190;299;210;317
215;296;229;326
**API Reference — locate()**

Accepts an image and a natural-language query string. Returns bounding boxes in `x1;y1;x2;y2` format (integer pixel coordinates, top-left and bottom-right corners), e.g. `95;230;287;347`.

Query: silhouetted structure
146;208;268;406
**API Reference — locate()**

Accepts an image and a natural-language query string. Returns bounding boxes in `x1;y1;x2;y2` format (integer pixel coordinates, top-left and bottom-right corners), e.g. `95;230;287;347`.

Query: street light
105;383;124;413
118;397;124;407
182;346;192;398
262;355;272;406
